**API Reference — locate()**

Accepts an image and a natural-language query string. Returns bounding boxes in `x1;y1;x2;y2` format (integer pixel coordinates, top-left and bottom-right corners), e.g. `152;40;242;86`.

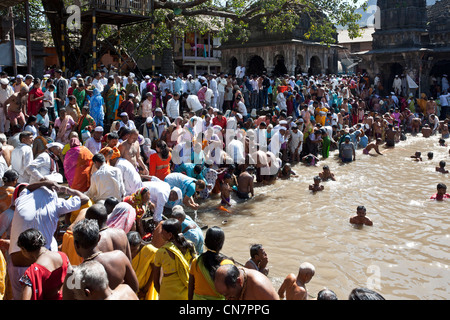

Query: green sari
106;84;118;121
73;88;86;108
193;256;225;300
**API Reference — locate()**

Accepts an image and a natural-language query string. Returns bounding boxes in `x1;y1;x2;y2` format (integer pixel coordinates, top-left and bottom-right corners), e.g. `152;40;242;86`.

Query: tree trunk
160;47;175;75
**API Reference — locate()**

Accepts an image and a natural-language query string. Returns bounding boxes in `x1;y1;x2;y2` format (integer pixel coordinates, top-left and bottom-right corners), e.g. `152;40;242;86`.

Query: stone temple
358;0;450;96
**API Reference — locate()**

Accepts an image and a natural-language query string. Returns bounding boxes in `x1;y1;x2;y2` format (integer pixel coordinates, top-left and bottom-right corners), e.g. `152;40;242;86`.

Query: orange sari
148;152;172;181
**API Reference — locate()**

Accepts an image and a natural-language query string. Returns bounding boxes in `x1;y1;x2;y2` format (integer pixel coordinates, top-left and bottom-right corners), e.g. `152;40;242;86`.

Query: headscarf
106;202;136;233
124;187;149;219
70;137;81;148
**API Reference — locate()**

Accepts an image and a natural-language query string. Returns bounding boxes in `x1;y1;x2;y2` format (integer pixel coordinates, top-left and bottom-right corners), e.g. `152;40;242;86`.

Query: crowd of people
0;63;449;301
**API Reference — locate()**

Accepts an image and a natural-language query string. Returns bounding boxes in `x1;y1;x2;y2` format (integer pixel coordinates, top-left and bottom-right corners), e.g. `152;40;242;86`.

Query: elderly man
85;153;125;202
85;126;104;155
214;264;279;300
8;180;89;299
139;116;158;143
22;142;64;184
118;128;149;175
0;78;14;133
3;86;28;130
119;112;136;131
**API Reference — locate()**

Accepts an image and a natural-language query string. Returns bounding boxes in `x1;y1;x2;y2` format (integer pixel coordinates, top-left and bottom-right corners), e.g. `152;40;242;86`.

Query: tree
37;0;366;74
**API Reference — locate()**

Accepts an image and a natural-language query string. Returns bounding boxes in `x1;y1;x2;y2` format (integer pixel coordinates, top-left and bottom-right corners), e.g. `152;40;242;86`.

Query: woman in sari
28;79;44;116
32;125;53;158
123;186;152;237
76;106;96;139
89;88;105;127
127;231;158;300
17;229;71;300
54;108;76;145
188;226;234;300
73;81;86;109
63;137;94;192
106;202;137;234
148;140;172;181
146;78;158;110
105;77;119;125
0;169;18;214
153;219;196;300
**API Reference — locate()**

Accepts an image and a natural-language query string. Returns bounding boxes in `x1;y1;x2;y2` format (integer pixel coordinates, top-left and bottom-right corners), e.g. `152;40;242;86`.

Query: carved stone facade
359;0;450;96
219;14;339;76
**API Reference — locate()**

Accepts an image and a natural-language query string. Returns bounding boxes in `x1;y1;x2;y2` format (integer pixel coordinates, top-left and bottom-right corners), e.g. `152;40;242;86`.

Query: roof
0;0;27;9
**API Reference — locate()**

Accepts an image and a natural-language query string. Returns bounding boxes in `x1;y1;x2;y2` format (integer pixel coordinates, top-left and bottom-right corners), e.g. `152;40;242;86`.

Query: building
219;15;340;77
337;27;375;74
358;0;450;96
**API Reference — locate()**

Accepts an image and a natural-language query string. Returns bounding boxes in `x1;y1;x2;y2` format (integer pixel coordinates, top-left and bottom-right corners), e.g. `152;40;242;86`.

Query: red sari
148;152;172;181
28;87;44;116
19;252;69;300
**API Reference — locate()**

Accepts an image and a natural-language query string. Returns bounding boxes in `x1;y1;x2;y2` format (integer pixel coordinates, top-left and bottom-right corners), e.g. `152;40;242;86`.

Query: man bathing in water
309;176;324;192
363;138;384;156
244;244;269;276
349;206;373;226
436;161;449;174
411;151;422;161
319;165;336;181
221;173;233;207
236;166;255;199
278;262;315;300
278;163;298;180
430;183;450;201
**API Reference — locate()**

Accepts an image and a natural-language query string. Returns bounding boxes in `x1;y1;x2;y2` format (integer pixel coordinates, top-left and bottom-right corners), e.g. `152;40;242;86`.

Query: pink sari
106;202;136;233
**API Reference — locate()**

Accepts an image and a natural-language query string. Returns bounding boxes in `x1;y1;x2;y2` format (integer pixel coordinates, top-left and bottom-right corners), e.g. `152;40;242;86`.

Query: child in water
411;151;422;161
435;161;449;174
302;154;320;166
309;176;324;192
349;206;373;226
430;183;450;201
220;173;233;207
278;163;298;179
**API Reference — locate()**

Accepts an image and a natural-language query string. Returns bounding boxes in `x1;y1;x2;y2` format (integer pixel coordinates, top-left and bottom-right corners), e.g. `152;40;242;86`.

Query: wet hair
17;228;46;252
162;219;195;255
222;264;241;288
317;289;338;300
249;244;263;259
314;176;321;181
85;204;108;226
437;183;447;190
73;219;100;249
357;205;366;211
104;197;119;215
439;161;446;168
348;287;385;300
427;152;433;159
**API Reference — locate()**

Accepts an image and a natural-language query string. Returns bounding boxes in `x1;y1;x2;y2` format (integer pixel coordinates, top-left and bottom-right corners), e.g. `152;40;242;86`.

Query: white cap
0;78;9;85
94;126;104;132
120;112;128;117
47;142;64;150
146;117;153;123
145;75;151;79
16;74;24;79
155;107;163;113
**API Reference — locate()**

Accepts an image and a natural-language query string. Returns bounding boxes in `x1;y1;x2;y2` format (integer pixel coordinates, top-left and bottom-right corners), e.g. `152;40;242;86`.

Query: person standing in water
349;206;373;226
278;262;315;300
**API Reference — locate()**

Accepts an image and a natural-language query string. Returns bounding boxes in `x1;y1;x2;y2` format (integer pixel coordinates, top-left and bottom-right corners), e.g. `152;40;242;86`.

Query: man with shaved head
278;262;316;300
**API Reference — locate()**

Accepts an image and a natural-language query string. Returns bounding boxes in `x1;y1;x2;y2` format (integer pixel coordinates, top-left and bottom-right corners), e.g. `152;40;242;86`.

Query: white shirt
166;98;180;119
9;187;81;254
276;93;287;111
205;88;214;103
142;177;171;223
114;158;144;197
237;101;247;116
84;137;102;155
217;78;227;93
43;90;54;109
227;139;245;164
92;78;104;92
85;164;125;202
11;143;34;179
119;120;137;131
186;95;203;112
22;152;58;184
0;156;8;187
289;129;303;152
0;85;14;105
439;93;449;107
226;116;237;131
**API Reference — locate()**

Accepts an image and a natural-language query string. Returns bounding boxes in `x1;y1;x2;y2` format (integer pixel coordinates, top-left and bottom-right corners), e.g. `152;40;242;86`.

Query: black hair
156;140;170;160
223;264;241;288
108;132;119;140
19;131;33;142
162;219;195;255
2;169;19;183
85;204;108;226
317;289;338;300
437;183;447;190
127;231;142;248
17;228;46;252
104;197;120;215
92;153;106;164
348;287;385;300
249;244;263;259
198;226;226;280
73;219;100;249
439;160;446;168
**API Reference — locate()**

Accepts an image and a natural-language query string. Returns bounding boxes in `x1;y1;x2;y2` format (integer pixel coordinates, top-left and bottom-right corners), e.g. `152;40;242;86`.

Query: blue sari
89;88;105;127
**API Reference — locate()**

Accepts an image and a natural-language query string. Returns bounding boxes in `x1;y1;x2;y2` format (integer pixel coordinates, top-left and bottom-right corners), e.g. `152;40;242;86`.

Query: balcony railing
80;0;152;15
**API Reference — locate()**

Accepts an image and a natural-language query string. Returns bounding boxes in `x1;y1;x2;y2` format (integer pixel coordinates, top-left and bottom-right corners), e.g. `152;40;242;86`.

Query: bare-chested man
244;244;269;276
319;165;336;181
421;124;432;138
63;219;139;299
85;203;132;260
373;116;382;139
70;261;138;300
278;262;315;300
0;133;13;166
426;98;437;117
214;264;279;300
3;86;28;129
363;138;384;156
118;128;149;175
237;166;255;199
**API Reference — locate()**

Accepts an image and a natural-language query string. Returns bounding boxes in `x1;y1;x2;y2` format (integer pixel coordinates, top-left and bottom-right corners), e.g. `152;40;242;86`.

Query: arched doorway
309;56;321;75
247;55;266;76
295;54;304;75
273;54;287;76
229;57;238;75
381;62;404;96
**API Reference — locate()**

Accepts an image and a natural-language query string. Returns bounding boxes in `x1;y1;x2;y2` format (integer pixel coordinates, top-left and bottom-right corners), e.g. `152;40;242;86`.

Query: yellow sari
154;242;193;300
132;244;158;300
0;250;6;300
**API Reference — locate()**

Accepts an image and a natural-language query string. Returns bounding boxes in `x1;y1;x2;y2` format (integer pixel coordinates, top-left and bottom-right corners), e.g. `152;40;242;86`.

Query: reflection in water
192;135;450;300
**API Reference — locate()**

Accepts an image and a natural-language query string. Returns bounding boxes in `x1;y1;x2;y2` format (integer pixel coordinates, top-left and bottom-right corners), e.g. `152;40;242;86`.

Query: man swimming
318;165;336;181
363;138;384;156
